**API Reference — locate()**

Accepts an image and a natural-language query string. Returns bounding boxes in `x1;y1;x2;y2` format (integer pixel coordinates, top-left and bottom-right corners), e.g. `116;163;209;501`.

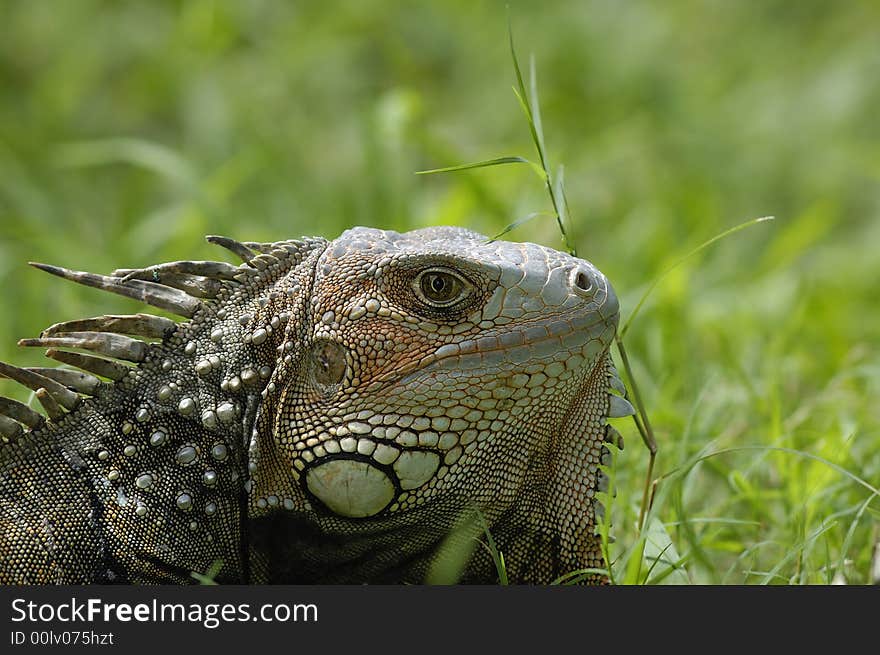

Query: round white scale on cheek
305;459;396;518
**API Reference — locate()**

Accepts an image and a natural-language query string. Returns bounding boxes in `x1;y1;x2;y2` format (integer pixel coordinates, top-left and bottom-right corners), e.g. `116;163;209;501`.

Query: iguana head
247;226;629;582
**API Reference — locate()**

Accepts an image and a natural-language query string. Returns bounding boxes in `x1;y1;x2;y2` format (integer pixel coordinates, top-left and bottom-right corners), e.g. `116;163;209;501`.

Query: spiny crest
595;358;632;522
0;235;327;447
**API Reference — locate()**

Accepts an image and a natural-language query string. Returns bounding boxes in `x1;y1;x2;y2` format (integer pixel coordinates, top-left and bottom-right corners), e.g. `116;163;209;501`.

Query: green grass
1;1;878;584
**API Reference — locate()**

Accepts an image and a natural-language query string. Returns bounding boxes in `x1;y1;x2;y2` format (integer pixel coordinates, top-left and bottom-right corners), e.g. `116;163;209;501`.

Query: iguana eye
414;268;471;307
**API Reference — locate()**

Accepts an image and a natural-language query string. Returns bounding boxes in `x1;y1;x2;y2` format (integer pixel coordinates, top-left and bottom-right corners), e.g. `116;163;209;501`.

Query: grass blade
553;164;576;254
489;211;555;241
529;54;547;165
620;216;775;337
508;14;531;124
643;518;689;584
550;568;611;585
475;510;509;584
834;495;874;583
415;156;542;176
622;536;647;584
660;445;879;500
511;86;545;173
190;559;224;585
758;520;837;585
508;20;548;175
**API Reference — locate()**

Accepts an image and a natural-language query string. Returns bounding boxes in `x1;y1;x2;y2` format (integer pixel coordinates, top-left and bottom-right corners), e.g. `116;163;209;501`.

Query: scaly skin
0;226;632;584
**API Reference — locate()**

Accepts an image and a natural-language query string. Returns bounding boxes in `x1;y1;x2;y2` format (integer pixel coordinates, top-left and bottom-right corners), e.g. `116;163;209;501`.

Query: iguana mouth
379;310;616;395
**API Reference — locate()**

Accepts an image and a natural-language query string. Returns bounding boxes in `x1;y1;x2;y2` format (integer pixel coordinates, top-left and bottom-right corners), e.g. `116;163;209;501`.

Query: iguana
0;226;633;584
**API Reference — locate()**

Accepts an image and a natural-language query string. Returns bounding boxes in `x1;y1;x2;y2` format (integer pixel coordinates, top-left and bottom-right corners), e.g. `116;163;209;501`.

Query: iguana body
0;226;632;584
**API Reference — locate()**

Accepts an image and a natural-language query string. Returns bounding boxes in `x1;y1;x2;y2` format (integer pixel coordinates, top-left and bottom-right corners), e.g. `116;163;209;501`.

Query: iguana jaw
247;346;626;584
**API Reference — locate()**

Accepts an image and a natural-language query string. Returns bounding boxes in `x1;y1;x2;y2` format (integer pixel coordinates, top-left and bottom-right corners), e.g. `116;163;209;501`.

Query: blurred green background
1;0;878;583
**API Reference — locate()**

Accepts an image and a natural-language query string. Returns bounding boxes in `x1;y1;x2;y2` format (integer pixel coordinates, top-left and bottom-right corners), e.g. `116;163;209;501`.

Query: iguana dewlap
0;226;632;584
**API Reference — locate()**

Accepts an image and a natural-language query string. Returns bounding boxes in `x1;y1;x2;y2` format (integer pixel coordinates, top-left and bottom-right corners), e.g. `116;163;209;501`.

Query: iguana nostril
573;269;594;295
310;339;348;386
